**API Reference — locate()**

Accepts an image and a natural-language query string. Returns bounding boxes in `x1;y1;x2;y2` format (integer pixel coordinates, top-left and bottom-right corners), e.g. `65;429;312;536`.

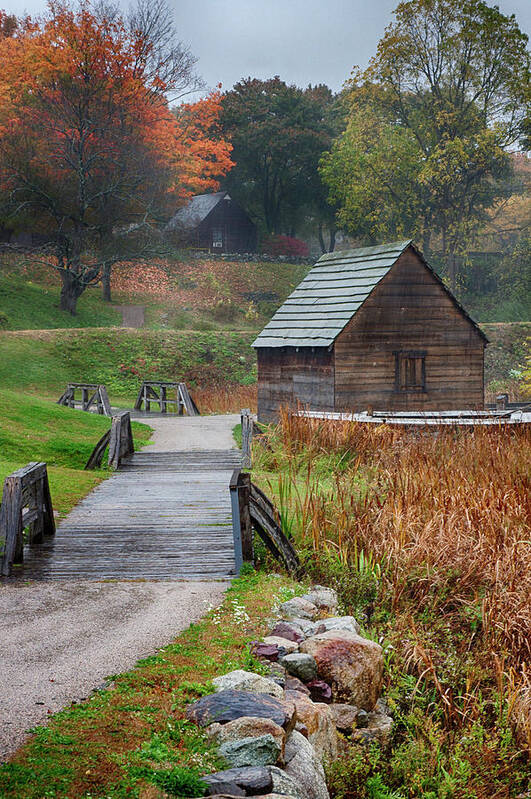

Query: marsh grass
254;410;531;796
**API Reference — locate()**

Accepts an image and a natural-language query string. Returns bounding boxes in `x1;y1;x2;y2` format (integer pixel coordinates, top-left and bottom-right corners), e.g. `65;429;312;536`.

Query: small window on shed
394;350;426;392
212;227;223;248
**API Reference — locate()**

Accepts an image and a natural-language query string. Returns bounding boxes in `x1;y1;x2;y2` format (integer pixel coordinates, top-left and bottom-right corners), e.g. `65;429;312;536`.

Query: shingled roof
253;240;413;348
252;240;487;349
166;192;229;231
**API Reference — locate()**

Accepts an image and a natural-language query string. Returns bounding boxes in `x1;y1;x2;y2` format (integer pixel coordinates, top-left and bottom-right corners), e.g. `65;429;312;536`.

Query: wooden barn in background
253;240;487;422
166;191;257;253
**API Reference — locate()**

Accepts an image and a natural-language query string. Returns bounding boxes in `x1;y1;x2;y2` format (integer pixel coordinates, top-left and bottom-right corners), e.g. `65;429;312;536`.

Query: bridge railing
0;462;56;576
230;468;301;577
134;381;200;415
85;412;134;470
57;383;112;416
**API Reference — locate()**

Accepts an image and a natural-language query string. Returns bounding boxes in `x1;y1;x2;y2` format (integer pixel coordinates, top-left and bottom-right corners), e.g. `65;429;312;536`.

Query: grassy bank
0;390;151;515
253;413;531;798
0;571;298;799
0;329;257;407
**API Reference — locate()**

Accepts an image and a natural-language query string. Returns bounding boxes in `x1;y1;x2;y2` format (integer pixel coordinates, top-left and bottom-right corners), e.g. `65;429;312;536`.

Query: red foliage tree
0;1;233;313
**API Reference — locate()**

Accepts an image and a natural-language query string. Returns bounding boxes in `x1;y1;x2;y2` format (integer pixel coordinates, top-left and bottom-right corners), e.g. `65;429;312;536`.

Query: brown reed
273;409;531;742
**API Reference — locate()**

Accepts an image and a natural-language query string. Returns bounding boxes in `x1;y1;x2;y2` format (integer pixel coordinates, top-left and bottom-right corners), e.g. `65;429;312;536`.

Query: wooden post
241;409;252;469
0;462;55;576
82;387;89;410
161;385;167;414
229;469;243;574
238;472;253;563
496;393;508;411
108;412;134;469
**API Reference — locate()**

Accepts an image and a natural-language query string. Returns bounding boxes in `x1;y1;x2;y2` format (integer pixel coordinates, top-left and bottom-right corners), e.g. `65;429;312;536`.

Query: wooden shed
166;191;257;253
253;240;487;422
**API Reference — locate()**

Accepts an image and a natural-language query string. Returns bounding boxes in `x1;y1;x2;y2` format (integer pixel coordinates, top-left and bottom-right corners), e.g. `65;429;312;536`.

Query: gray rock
313;616;360;636
262;636;299;655
203;766;272;796
270;621;305;643
269;765;308;799
186;690;296;731
280;653;318;683
288;618;317;636
219;734;282;768
207;715;285;754
328;703;359;734
356;709;369;728
300;587;338;613
280;597;318;621
284;731;329;799
213;670;284;699
351;709;393;746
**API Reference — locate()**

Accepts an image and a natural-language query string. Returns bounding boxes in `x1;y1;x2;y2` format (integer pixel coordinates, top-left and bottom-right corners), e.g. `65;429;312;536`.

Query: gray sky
4;0;531;95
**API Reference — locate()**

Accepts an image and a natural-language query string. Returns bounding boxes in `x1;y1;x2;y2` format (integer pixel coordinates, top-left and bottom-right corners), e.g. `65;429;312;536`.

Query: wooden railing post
229;469;243;575
1;462;56;577
108;412;134;469
241;408;252;469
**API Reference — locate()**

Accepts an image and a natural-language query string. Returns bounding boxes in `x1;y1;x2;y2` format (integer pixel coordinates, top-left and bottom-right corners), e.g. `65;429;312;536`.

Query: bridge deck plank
17;450;241;581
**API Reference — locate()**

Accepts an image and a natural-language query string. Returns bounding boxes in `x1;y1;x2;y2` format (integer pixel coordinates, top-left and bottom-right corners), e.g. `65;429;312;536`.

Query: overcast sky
4;0;531;95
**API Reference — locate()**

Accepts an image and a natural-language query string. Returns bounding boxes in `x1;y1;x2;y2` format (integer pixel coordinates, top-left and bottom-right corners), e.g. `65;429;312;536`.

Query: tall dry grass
193;383;257;414
274;410;531;745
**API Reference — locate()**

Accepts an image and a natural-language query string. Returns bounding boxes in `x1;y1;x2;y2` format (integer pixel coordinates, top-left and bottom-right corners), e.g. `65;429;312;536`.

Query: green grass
0;390;151;515
0;271;122;330
0;329;257;405
0;571;298;799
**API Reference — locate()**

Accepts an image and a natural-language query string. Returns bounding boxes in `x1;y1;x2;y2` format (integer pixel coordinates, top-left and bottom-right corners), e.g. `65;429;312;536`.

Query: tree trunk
59;271;84;315
102;263;112;302
328;224;336;253
318;222;326;254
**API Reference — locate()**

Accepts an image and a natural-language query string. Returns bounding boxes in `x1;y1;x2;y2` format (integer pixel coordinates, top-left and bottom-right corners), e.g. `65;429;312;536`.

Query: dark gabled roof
252;240;487;349
166;192;230;231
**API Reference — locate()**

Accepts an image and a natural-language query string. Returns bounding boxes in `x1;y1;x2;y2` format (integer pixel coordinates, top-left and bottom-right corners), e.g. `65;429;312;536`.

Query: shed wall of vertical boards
333;250;485;411
257;347;334;423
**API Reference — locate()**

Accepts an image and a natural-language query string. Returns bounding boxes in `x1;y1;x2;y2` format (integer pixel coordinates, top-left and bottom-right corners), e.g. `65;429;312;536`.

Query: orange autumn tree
0;1;232;313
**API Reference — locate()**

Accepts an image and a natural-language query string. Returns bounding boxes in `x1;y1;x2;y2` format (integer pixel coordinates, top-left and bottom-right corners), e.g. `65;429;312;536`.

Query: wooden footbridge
1;407;300;581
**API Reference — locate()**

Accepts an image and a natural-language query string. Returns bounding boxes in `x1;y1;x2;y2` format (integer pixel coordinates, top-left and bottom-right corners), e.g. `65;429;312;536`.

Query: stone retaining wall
185;585;393;799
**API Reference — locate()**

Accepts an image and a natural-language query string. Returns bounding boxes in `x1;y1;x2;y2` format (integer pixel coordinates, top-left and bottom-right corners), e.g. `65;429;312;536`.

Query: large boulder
213;670;284;699
313;616;360;636
279;597;318;621
300;630;383;710
284;731;329;799
280;653;317;683
218;734;282;768
202;766;273;796
186;690;296;732
284;690;338;762
300;586;338;614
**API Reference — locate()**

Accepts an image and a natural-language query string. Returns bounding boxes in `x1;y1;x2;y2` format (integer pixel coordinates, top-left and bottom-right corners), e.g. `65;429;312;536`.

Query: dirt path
0;415;238;761
114;304;145;327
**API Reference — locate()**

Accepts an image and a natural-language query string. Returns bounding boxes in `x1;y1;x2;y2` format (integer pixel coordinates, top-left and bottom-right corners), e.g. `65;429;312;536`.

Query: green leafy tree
221;77;339;246
321;0;529;289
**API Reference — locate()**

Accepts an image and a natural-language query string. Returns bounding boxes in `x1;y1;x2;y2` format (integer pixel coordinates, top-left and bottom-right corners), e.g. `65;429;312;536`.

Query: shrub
261;234;309;257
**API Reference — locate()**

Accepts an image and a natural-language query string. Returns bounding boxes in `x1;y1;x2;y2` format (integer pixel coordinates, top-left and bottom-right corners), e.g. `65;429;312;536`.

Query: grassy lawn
0;268;122;330
0;571;299;799
0;390;151;515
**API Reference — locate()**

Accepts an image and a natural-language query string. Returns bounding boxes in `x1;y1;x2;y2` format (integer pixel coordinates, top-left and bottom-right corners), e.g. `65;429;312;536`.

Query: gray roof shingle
166;192;229;231
252;239;413;348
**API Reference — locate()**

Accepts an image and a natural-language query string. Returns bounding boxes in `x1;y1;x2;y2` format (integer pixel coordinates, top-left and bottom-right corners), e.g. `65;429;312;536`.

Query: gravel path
0;415;238;761
135;413;241;451
0;580;225;761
